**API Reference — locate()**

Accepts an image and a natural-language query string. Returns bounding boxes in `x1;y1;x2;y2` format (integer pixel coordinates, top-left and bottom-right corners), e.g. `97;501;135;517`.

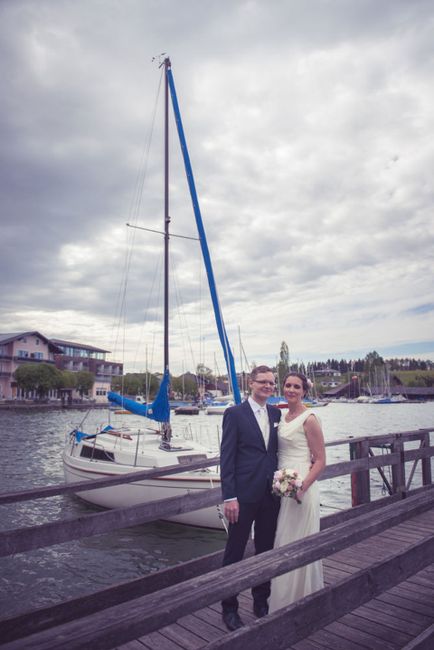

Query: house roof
50;338;110;354
0;331;63;352
397;386;434;396
322;382;434;398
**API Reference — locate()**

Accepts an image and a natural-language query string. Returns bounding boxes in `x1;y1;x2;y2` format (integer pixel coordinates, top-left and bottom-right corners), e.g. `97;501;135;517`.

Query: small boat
368;395;408;404
268;397;329;409
205;401;234;415
174;405;200;415
303;399;330;408
63;57;241;529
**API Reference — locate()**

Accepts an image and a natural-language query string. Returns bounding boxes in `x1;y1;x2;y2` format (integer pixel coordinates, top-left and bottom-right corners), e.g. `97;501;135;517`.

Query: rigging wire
131;254;163;372
110;68;164;372
171;256;200;380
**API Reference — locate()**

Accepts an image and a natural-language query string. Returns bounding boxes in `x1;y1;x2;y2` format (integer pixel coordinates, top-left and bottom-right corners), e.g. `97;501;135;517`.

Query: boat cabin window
80;445;115;462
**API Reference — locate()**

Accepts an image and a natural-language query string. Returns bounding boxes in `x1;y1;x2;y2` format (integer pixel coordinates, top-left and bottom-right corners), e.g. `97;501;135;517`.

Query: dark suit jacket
220;400;281;503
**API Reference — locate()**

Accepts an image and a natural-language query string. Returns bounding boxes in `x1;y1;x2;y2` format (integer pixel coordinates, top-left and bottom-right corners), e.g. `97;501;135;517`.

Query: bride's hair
282;372;309;396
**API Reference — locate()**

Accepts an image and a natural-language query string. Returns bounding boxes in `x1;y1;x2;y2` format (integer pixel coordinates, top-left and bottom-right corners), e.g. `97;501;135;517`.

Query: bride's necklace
285;406;307;422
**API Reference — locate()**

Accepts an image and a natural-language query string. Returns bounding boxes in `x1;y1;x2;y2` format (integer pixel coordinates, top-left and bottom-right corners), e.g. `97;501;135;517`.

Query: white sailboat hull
63;431;225;530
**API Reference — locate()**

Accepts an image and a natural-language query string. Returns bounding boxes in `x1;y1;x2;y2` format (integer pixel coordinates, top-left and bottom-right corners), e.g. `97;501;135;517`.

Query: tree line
14;364;95;400
13;345;434;401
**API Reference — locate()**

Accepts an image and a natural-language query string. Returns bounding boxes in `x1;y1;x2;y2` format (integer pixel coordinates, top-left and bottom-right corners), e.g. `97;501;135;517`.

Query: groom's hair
250;365;274;380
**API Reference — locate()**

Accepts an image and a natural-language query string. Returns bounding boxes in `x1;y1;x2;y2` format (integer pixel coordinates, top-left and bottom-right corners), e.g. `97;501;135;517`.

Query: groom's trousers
221;490;280;613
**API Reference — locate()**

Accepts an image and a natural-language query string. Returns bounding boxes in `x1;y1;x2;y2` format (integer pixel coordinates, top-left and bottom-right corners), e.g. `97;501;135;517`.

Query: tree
60;370;76;389
171;374;199;399
364;351;385;369
111;372;160;399
276;341;289;392
75;371;95;397
122;374;142;396
196;364;213;381
14;363;62;399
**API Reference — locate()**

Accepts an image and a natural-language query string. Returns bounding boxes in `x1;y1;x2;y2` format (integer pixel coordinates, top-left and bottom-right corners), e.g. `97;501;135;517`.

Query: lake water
1;402;433;618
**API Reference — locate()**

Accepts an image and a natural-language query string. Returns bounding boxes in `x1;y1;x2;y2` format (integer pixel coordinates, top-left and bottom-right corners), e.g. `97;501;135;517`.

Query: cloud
1;0;434;374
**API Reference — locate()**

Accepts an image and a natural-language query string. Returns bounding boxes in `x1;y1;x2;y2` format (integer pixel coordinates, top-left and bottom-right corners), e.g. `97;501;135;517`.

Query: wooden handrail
0;455;221;505
0;486;222;557
1;489;422;643
0;429;432;505
1;432;433;557
2;488;433;650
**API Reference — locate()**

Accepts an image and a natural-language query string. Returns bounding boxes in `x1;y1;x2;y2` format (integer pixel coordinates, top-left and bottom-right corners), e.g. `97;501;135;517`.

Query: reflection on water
0;402;433;618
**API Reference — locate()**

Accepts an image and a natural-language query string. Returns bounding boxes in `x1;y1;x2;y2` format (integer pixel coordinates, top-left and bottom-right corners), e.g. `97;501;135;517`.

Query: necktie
258;407;269;448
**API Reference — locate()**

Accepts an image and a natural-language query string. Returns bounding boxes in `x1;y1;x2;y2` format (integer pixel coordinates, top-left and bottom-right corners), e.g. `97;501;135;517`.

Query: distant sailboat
63;57;240;528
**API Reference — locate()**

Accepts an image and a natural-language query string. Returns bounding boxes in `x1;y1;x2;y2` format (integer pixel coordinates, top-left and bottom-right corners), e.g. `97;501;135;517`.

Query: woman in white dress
269;372;326;612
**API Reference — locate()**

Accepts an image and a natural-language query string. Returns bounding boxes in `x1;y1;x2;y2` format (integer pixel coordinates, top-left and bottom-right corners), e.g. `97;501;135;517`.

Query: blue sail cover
107;369;170;422
167;68;241;404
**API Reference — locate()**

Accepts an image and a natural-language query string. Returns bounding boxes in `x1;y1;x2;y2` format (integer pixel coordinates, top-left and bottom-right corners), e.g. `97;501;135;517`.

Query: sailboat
62;57;241;529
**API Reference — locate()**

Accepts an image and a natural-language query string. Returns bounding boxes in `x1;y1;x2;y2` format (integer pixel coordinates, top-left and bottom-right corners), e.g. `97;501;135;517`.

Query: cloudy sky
1;0;434;375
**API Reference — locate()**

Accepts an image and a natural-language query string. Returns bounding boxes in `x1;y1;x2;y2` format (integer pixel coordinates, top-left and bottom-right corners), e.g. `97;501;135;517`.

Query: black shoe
222;610;244;631
253;602;269;618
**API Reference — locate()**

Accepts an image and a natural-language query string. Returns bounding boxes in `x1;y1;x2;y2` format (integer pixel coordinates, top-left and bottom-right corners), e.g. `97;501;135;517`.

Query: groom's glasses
253;380;276;387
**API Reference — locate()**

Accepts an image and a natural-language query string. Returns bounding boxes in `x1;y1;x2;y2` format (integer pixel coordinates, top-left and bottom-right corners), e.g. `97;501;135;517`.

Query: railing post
421;431;433;487
350;439;371;506
391;436;406;497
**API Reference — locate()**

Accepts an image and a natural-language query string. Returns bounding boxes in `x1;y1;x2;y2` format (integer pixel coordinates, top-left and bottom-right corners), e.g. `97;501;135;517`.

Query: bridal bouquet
272;468;303;504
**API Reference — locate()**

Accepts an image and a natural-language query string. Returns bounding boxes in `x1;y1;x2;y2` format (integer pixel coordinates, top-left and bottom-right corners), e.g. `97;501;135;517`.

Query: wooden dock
116;506;433;650
0;428;433;649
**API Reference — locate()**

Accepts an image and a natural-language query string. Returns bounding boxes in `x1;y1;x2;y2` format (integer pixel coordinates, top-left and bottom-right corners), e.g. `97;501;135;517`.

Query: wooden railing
1;489;434;649
0;428;433;649
347;428;433;504
0;429;433;557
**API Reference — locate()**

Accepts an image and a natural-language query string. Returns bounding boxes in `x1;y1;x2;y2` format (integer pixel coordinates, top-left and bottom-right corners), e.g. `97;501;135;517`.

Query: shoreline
0;401;108;411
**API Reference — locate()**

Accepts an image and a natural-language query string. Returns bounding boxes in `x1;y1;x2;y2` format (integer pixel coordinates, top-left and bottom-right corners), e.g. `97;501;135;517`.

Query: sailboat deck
117;508;434;650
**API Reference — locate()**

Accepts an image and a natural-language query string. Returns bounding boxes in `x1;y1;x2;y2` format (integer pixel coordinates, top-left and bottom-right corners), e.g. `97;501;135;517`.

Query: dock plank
338;611;412;647
121;505;434;650
305;627;367;650
361;598;433;627
377;589;434;617
157;622;207;650
172;614;224;643
135;631;183;650
322;620;395;650
291;640;325;650
351;602;428;636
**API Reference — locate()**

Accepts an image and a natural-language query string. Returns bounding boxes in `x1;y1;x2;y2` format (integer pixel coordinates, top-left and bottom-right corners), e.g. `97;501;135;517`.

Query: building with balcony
0;332;62;399
0;332;123;402
51;338;123;402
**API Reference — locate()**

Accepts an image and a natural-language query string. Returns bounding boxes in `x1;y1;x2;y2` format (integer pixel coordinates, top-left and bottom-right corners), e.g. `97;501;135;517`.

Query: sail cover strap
167;68;241;404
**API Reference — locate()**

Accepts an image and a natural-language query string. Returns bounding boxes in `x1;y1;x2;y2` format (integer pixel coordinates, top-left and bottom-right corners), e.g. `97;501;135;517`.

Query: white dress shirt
248;396;269;447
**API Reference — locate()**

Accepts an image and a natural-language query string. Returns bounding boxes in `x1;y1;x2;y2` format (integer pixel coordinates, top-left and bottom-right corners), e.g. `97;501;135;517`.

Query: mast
167;66;241;404
161;56;172;446
164;57;170;374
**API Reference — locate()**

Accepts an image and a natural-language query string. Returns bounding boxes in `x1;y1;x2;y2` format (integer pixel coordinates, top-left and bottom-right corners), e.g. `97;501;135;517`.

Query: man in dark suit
220;365;281;631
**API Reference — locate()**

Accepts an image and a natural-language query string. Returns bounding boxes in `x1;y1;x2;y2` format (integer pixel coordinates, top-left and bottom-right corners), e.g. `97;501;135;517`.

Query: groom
220;365;281;631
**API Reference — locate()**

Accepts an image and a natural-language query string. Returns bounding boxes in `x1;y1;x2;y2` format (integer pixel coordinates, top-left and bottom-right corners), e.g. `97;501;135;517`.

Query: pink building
0;332;61;399
0;332;123;402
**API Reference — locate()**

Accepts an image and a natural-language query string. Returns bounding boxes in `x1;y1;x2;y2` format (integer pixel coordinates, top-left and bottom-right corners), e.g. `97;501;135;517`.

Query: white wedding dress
269;410;324;612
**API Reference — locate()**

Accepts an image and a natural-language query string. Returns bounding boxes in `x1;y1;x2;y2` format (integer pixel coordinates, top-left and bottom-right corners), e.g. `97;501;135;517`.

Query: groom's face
250;371;276;404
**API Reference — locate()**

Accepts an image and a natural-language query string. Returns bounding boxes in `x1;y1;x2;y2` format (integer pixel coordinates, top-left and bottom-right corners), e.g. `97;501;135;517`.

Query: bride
269;371;326;612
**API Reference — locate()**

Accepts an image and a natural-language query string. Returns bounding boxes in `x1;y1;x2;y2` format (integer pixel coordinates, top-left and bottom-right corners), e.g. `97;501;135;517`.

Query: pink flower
271;467;302;504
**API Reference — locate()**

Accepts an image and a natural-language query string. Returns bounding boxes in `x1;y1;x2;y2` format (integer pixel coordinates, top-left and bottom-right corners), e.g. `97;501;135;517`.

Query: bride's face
283;375;304;405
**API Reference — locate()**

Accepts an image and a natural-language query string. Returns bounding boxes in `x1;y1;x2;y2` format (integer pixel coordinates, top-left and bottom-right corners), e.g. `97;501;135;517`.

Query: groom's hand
224;499;239;524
